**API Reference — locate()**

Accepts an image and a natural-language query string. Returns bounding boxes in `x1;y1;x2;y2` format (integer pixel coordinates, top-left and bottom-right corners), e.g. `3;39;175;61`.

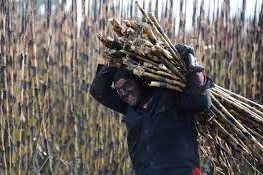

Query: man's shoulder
152;87;178;97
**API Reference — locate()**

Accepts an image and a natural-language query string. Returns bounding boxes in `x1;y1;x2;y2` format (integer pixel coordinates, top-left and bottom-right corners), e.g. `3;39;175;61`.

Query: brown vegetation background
0;0;262;174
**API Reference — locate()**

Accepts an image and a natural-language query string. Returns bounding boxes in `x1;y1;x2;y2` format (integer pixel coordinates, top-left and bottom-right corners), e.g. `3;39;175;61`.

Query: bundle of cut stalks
97;2;263;174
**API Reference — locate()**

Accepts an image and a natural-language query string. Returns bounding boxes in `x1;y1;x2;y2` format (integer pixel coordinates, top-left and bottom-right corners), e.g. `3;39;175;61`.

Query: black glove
174;43;195;58
174;43;204;72
174;44;213;91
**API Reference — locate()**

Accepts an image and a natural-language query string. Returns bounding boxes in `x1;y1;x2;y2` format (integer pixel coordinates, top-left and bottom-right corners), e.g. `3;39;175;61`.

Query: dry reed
0;0;262;174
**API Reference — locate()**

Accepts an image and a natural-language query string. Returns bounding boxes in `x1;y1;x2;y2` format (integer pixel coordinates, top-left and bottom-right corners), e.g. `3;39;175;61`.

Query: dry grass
0;0;262;174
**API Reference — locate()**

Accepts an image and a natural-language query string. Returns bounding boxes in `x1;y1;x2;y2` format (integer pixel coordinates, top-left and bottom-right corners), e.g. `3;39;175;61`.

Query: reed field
0;0;262;174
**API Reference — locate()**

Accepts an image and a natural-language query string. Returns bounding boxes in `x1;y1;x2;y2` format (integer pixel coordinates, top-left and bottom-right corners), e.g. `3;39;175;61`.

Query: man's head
113;68;142;106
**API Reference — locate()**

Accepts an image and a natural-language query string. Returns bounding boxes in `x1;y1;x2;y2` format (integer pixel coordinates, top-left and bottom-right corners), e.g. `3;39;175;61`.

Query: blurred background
0;0;262;174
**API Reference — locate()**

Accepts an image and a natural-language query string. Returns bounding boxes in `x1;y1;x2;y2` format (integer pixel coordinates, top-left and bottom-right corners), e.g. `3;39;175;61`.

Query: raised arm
172;44;214;112
172;72;213;113
89;64;127;114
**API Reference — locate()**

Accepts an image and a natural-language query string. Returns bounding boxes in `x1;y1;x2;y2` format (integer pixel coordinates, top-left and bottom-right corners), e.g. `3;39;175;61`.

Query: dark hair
113;68;149;86
113;68;132;83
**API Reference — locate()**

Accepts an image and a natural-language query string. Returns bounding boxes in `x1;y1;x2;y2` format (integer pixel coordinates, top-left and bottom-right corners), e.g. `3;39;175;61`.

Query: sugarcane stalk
97;34;123;50
211;90;263;125
132;68;186;88
120;50;160;67
214;87;263;118
148;81;183;92
1;2;15;173
135;1;187;81
215;137;232;173
207;118;251;154
122;58;185;88
142;66;180;81
210;94;263;152
0;27;9;175
210;104;252;147
147;12;187;69
18;52;26;175
228;109;262;129
143;62;164;71
203;120;251;157
198;127;235;173
109;18;124;36
122;19;139;29
241;155;263;175
154;50;187;82
72;0;81;173
25;1;42;172
153;44;181;69
8;1;18;173
128;62;168;79
215;85;263;110
132;37;155;48
214;87;263;120
129;45;160;63
141;23;157;44
37;1;54;174
246;126;263;141
154;44;173;60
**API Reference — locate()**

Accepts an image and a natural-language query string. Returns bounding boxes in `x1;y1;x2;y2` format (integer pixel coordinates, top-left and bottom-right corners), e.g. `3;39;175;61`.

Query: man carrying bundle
89;44;213;175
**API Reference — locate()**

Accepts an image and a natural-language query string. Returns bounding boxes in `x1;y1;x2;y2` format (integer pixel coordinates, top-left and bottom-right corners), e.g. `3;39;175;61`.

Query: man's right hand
108;59;122;68
98;57;122;68
98;57;107;65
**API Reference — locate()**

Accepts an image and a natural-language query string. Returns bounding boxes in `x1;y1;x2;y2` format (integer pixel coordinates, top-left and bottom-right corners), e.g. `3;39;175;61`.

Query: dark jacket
89;65;213;175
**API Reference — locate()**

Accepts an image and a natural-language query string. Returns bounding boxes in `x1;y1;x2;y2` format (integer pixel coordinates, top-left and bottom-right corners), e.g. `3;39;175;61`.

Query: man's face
114;78;142;106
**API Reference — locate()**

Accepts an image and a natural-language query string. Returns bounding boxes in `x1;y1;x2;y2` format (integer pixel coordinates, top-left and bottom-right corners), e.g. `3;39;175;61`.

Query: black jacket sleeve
171;72;214;113
89;64;127;114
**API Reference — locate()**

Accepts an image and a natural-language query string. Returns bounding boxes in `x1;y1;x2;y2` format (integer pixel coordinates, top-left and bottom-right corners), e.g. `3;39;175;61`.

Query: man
89;44;213;175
